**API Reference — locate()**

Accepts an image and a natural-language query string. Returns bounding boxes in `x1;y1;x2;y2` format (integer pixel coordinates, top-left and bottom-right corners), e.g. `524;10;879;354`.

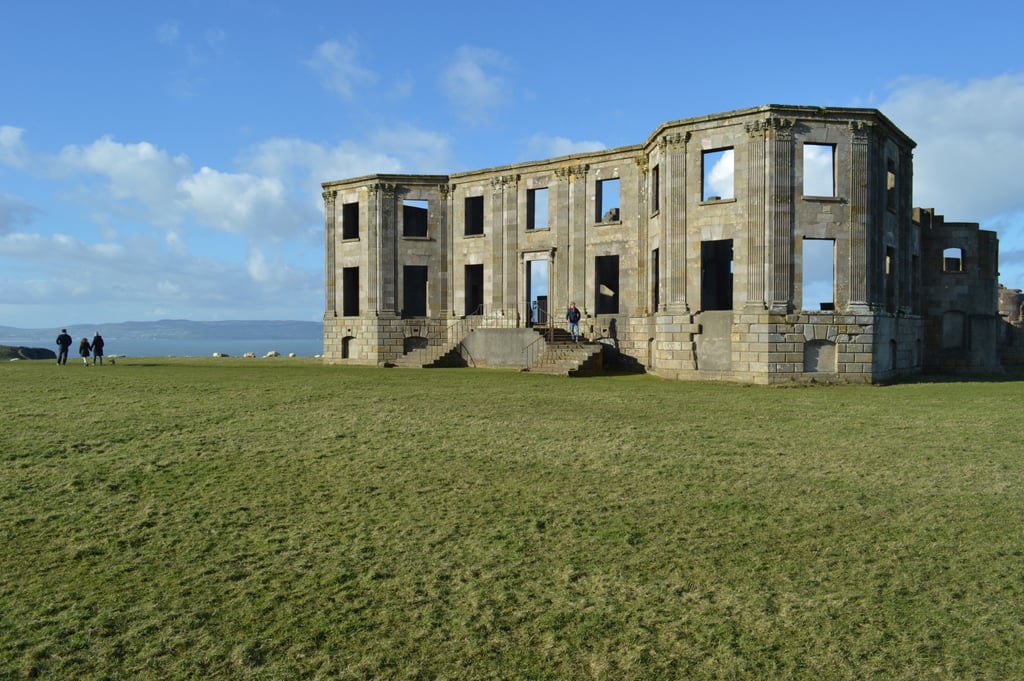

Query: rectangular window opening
885;246;896;312
700;239;733;310
465;264;484;316
595;255;620;314
651;165;660;213
886;159;897;212
802;239;835;311
803;144;835;197
596;178;620;223
943;247;963;272
702;148;734;201
402;265;428;317
403;199;428;237
527;187;548;230
464;196;484;236
342;202;359;239
342;267;359;317
651;248;660;312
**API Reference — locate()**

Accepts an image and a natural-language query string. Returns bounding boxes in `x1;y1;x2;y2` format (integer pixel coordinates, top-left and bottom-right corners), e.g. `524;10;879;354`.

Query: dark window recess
465;196;484;235
342;202;359;239
595;255;620;314
403;200;428;237
700;239;733;311
402;265;428;317
465;264;484;316
342;267;359;316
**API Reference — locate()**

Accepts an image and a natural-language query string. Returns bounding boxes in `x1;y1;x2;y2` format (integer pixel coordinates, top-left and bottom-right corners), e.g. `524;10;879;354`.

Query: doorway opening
701;239;733;310
526;259;550;326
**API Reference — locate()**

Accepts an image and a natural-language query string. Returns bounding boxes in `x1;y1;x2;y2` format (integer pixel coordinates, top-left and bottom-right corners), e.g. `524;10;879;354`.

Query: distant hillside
0;345;57;360
0;320;322;342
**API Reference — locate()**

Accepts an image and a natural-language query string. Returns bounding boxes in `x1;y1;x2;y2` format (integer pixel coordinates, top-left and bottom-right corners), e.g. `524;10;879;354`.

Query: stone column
567;164;589;315
662;132;689;312
502;175;520;319
554;166;572;315
743;122;767;309
634;154;649;311
323;189;337;317
375;182;398;316
847;121;871;311
437;183;454;318
765;117;794;313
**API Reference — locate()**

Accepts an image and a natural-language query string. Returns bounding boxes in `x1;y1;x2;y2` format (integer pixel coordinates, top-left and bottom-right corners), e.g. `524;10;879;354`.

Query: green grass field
3;358;1023;680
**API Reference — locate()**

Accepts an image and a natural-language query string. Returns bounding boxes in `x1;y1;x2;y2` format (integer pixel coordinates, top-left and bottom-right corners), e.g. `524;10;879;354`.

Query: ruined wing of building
322;104;1022;384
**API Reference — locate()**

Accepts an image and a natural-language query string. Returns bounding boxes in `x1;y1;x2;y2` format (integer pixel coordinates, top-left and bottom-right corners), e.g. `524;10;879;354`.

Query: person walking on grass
78;337;91;366
92;331;105;365
566;301;582;343
56;328;72;366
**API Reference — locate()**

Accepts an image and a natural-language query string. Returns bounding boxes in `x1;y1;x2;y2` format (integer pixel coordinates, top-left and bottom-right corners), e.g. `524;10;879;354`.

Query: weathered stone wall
321;105;1001;383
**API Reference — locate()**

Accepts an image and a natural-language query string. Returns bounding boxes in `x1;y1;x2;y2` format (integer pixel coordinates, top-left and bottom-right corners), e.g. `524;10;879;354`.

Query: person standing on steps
566;302;582;343
78;337;92;366
91;331;105;365
56;329;72;366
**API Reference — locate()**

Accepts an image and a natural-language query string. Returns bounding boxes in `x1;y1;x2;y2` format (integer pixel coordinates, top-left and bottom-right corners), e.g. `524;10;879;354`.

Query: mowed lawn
2;358;1023;680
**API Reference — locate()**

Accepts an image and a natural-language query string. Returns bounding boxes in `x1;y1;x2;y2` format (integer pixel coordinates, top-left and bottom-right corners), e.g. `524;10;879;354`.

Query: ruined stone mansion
321;104;1008;383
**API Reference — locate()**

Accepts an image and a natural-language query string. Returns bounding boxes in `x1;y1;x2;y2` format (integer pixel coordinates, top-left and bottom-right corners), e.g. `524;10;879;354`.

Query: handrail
523;333;547;371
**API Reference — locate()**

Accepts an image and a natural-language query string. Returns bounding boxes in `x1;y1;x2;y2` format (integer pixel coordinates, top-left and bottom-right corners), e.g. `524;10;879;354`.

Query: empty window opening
526;259;549;326
342;201;359;239
527;187;549;230
342;267;359;317
651;248;660;312
403;199;428;237
943;247;963;272
802;239;835;311
886;159;896;212
341;336;354;359
702;148;734;201
595;255;620;314
803;340;836;373
885;246;896;313
596;178;620;222
402;265;428;317
464;196;484;236
465;264;484;316
700;239;734;311
651;164;660;213
803;144;835;197
942;311;966;350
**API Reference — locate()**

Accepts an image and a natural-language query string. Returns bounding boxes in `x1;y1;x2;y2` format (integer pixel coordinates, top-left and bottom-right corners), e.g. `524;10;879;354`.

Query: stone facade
322;104;1003;383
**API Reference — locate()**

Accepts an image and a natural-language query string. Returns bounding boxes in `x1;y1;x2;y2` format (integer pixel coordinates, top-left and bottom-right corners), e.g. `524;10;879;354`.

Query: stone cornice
490;174;520;190
554;163;589;181
661;131;690;148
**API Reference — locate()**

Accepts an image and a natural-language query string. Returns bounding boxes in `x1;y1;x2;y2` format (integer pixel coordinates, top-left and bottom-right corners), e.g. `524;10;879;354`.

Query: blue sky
2;0;1023;328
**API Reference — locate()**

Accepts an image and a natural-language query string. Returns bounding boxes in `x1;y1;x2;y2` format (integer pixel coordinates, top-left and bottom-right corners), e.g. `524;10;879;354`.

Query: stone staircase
523;327;603;376
388;340;466;368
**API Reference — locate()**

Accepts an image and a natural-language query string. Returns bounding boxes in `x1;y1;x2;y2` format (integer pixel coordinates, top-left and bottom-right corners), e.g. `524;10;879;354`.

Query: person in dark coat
566;302;582;342
92;332;105;365
78;337;92;366
56;329;72;366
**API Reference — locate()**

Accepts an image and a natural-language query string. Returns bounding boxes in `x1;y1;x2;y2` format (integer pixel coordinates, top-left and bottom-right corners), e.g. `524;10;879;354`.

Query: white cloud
306;39;377;100
881;74;1024;221
179;166;298;237
0;126;30;168
881;74;1024;288
54;137;190;226
524;134;605;161
440;46;512;123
